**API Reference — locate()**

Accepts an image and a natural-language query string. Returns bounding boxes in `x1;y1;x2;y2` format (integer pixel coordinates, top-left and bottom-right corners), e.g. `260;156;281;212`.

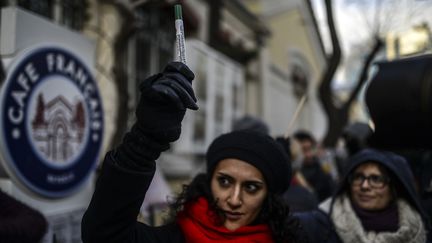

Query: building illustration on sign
31;93;86;165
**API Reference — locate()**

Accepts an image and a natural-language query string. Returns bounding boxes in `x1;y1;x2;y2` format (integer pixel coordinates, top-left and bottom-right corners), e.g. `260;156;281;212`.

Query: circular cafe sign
0;45;103;198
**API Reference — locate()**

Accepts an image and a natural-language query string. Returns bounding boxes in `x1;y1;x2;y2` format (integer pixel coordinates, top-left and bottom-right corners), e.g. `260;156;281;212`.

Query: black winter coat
81;153;185;243
296;148;432;243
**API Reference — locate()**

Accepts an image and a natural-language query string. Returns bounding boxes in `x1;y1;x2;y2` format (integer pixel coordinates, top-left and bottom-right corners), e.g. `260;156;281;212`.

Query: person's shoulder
295;209;330;225
295;209;338;243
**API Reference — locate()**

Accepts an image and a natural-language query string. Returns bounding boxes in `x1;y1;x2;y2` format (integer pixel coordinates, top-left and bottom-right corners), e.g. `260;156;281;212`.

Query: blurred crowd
140;111;432;242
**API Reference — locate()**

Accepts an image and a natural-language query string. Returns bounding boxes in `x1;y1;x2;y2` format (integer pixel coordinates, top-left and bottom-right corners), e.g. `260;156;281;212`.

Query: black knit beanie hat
206;130;292;194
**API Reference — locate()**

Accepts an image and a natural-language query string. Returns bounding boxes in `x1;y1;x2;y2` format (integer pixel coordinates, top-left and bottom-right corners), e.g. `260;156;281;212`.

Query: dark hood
334;148;430;230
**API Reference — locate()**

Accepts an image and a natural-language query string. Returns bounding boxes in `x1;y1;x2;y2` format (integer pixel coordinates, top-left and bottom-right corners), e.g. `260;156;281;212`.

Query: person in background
334;122;373;177
276;136;318;212
282;171;319;212
293;130;335;202
298;148;431;243
0;190;48;243
232;115;269;135
81;62;306;243
342;122;373;157
400;151;432;224
364;55;432;238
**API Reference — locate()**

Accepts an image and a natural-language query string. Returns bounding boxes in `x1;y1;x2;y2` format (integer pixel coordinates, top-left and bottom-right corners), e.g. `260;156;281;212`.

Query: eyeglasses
348;173;390;189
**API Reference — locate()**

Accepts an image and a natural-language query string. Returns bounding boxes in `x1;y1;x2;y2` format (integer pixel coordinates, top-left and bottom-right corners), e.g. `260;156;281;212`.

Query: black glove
114;62;198;170
136;62;198;143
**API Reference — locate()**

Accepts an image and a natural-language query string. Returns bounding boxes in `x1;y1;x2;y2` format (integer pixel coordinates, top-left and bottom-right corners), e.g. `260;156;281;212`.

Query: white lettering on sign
45;53;100;131
46;53;88;89
8;63;39;124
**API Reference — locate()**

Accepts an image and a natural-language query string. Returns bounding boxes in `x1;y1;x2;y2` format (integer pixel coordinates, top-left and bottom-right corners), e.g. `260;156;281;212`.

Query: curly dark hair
167;173;307;243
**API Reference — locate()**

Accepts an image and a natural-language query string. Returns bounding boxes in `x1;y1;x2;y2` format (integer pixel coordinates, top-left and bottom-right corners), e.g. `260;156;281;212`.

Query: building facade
242;0;327;139
0;0;326;239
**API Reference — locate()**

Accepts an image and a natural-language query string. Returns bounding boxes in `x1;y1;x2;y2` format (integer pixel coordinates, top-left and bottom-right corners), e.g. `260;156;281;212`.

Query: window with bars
14;0;87;31
124;6;176;128
60;0;88;30
17;0;53;18
174;40;246;154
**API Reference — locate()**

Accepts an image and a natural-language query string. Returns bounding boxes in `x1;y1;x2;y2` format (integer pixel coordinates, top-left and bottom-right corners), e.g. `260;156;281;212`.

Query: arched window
288;48;311;98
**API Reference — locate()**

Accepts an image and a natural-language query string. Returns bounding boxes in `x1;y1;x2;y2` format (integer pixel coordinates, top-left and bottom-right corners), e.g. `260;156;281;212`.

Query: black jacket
81;153;185;243
297;148;432;243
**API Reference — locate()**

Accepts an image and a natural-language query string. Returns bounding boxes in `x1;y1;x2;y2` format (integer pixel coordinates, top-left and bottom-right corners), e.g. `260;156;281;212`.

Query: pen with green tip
174;4;187;64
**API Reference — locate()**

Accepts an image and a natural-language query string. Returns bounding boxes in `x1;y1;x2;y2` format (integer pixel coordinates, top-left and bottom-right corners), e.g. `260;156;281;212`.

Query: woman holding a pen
81;60;306;243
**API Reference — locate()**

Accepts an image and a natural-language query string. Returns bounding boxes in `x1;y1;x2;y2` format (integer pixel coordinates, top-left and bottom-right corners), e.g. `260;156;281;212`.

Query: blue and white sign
0;45;103;198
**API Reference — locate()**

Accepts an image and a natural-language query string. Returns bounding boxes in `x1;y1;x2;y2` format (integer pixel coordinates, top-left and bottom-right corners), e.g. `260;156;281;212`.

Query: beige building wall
386;25;431;60
83;2;121;157
244;0;327;139
267;9;323;80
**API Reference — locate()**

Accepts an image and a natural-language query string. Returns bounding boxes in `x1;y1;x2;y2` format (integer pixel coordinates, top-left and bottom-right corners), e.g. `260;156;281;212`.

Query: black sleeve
81;152;156;243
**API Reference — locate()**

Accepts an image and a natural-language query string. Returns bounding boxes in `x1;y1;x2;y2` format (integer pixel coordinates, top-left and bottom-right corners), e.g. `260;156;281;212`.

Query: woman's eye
353;174;365;181
244;183;260;193
370;175;383;183
217;177;230;187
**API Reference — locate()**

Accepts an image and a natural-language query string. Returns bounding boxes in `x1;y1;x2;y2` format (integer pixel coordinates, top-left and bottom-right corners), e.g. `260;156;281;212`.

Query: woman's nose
227;186;242;207
360;178;371;189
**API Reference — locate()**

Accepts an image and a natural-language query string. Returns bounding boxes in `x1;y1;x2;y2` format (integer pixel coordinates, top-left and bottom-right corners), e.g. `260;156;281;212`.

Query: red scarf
176;197;274;243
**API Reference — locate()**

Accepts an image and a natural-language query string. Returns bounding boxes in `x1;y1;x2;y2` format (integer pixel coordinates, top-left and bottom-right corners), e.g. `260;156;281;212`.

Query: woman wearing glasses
298;148;431;243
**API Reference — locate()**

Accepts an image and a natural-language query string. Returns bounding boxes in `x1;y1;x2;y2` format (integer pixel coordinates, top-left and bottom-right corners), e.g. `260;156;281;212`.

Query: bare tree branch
345;37;383;107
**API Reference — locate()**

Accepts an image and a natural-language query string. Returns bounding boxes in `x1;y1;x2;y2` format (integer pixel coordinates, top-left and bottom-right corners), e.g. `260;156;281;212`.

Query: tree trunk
318;0;384;147
318;0;342;147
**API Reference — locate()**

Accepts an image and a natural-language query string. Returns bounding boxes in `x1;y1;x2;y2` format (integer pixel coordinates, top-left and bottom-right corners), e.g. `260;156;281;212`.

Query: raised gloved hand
135;62;198;144
114;62;198;169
